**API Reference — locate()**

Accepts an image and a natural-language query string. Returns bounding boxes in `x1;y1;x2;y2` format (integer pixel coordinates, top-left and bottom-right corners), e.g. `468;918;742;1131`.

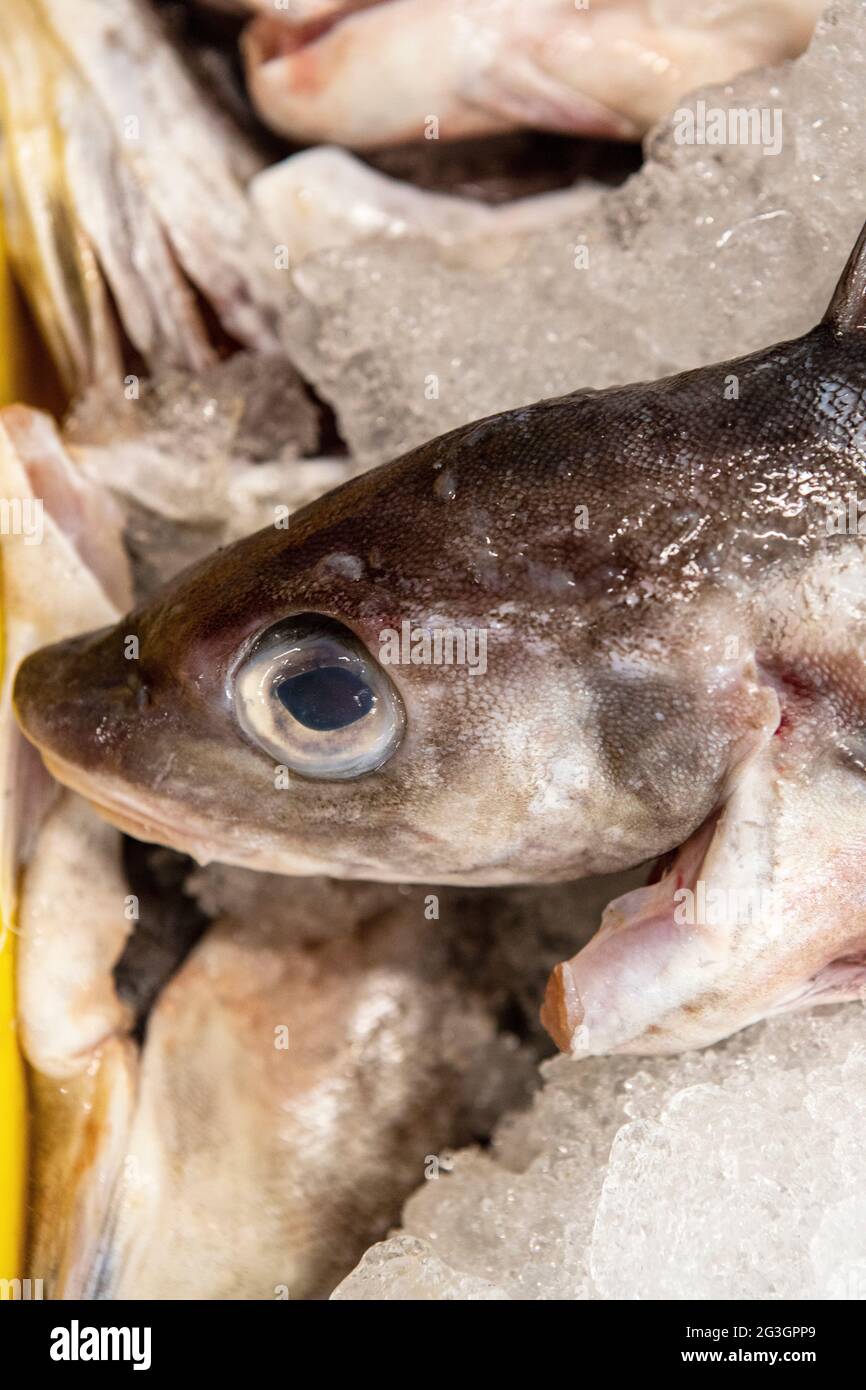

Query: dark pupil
275;665;375;732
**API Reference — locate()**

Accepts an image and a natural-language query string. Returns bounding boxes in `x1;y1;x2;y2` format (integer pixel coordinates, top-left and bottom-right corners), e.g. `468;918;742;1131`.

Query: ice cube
335;1006;866;1299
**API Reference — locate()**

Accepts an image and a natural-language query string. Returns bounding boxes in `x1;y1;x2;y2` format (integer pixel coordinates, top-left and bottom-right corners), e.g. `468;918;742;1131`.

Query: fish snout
13;626;148;772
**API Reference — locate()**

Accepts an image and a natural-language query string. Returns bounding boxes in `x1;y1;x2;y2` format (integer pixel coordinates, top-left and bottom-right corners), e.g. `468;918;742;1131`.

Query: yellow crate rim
0;216;30;1292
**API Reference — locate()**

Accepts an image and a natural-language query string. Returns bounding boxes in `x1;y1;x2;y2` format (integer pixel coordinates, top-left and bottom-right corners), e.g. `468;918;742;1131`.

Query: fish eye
232;613;404;780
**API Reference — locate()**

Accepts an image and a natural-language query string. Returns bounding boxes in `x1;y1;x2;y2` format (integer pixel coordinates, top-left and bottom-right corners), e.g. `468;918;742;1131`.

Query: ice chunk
333;1236;510;1302
252;146;604;265
285;0;866;466
335;1006;866;1300
809;1198;866;1301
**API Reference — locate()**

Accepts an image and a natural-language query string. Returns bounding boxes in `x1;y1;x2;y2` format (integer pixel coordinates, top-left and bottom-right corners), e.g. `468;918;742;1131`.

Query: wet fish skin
14;316;864;873
15;225;866;1053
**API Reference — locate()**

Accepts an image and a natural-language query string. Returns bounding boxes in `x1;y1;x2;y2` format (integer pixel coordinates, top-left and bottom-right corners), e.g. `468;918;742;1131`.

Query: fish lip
37;749;215;859
34;748;430;880
34;748;287;873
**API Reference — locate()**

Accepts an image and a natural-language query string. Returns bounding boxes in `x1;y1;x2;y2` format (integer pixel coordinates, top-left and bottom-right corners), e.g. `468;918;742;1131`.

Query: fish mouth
35;748;329;877
38;749;230;867
34;748;449;883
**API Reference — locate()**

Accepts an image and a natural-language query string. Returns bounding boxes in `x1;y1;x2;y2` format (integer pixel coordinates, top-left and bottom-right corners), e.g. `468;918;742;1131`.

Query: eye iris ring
274;665;376;732
232;613;404;781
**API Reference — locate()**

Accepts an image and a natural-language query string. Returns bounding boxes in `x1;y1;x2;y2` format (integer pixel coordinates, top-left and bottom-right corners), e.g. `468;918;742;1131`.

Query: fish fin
823;218;866;333
769;953;866;1014
27;1037;137;1298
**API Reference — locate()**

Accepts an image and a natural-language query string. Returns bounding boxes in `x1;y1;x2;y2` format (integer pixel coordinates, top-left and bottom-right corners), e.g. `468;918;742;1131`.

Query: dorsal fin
823;218;866;333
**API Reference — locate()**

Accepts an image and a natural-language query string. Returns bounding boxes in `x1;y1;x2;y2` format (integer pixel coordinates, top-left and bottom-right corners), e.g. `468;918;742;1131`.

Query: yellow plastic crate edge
0;216;29;1293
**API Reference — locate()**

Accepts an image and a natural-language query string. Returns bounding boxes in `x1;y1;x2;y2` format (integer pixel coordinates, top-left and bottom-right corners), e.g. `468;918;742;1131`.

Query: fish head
17;221;866;1056
14;388;775;886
